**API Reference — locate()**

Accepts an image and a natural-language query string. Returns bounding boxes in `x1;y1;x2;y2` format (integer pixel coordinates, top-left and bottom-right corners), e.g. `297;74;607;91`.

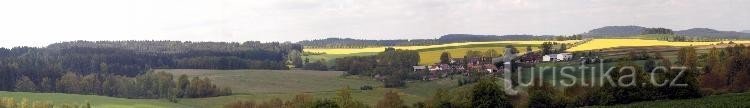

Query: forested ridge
0;40;303;99
299;34;576;49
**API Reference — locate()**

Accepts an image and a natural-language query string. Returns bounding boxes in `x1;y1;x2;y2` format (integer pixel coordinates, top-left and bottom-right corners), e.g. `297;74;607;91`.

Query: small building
557;53;572;61
543;54;557;61
413;66;426;72
543;53;572;62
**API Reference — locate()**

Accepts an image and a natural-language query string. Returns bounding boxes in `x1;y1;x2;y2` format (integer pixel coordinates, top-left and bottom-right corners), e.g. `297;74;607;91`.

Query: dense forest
0;40;303;99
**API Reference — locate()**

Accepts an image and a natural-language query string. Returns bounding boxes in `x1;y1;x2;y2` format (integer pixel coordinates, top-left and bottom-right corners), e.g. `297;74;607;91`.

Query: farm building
543;53;572;61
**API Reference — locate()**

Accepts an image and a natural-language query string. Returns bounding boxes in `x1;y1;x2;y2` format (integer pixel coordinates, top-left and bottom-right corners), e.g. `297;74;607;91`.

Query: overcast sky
0;0;748;47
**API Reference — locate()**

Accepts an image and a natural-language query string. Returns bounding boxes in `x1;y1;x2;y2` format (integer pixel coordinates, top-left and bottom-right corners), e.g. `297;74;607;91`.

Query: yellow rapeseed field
566;39;749;52
306;40;580;54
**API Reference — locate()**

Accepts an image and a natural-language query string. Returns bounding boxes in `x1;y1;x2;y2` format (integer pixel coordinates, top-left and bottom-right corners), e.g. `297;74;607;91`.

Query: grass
594;92;750;108
159;69;460;107
306;40;580;54
0;91;190;108
303;52;378;66
159;69;380;94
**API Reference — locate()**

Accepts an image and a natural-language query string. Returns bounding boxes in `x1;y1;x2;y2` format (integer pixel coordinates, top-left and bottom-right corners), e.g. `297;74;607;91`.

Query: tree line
700;44;750;94
334;48;420;87
0;40;296;99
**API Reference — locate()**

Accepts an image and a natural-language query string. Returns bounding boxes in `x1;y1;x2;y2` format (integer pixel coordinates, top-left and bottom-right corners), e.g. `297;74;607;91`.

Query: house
557;53;572;61
543;54;557;61
543;53;573;62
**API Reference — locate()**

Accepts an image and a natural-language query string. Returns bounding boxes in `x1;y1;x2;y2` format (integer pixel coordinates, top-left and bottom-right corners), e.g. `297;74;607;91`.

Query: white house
543;54;557;61
543;53;572;62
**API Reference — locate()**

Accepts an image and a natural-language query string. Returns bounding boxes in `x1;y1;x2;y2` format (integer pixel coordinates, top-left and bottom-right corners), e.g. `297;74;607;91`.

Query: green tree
287;50;304;68
671;47;702;99
471;78;511;108
39;77;54;92
465;50;483;58
527;79;558;108
177;74;190;97
57;72;82;93
440;52;451;64
526;46;533;53
430;88;453;108
14;76;36;92
312;99;340;108
332;87;367;108
541;42;553;55
376;90;406;108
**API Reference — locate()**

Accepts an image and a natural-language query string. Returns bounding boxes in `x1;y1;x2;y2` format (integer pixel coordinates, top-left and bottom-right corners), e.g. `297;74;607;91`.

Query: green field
303;52;378;66
0;91;189;108
158;69;460;107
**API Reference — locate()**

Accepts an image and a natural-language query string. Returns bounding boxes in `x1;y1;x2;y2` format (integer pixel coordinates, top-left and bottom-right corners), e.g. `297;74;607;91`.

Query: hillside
299;34;563;48
582;26;647;37
675;28;750;38
582;26;750;39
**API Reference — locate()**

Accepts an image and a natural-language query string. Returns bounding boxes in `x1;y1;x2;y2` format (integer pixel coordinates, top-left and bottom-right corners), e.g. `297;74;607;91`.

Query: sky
0;0;748;48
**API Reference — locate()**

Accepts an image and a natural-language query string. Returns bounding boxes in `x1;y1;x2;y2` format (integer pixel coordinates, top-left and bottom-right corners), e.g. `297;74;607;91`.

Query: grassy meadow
158;69;463;107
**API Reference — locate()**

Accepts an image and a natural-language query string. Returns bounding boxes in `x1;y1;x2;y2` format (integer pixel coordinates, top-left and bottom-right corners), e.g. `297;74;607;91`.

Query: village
412;47;577;81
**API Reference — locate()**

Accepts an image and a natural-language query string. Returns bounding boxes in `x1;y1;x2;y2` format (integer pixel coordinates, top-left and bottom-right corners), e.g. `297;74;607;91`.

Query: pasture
159;69;462;107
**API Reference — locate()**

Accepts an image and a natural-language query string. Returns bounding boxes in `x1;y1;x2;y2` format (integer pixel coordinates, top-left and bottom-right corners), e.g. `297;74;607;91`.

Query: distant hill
582;26;647;37
583;26;750;39
742;30;750;33
675;28;750;39
300;34;559;48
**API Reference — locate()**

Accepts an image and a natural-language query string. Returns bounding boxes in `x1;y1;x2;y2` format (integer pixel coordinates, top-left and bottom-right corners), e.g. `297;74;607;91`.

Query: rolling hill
582;26;750;39
675;28;750;38
582;26;647;37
